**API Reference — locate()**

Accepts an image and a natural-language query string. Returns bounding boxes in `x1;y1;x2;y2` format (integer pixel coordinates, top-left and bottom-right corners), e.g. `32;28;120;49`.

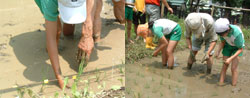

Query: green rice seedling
160;72;164;77
54;91;59;98
152;88;157;93
160;78;164;85
118;78;124;86
95;68;101;83
152;77;155;82
211;92;218;97
178;78;182;83
144;83;150;89
140;73;145;78
168;72;171;79
136;71;140;76
160;92;163;97
134;80;137;85
138;92;141;98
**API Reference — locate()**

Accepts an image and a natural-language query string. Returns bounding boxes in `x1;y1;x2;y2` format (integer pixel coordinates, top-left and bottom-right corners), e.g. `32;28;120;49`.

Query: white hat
185;13;205;38
214;18;230;33
58;0;87;24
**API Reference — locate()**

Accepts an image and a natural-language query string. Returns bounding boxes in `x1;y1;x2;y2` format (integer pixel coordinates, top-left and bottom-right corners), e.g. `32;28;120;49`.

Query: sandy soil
0;0;124;97
126;48;250;98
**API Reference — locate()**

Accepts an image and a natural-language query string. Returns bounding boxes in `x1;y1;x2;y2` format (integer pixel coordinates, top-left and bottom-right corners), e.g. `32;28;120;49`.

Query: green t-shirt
220;25;245;48
152;26;164;38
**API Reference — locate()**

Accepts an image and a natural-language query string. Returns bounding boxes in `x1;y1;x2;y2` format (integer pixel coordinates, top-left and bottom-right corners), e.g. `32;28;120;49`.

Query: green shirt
152;19;177;38
220;25;245;48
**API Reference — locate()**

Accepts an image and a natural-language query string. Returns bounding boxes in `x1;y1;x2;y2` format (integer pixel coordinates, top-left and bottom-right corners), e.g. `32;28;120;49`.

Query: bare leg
134;24;139;40
231;56;239;86
219;56;230;85
45;19;64;89
112;0;125;24
126;19;133;43
93;0;103;42
161;45;167;66
166;40;178;69
206;55;213;74
63;23;75;36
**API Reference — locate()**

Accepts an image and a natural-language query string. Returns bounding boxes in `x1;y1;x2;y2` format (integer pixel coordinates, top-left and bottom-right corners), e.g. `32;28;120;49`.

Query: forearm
217;41;225;54
186;37;192;49
161;0;171;9
229;48;243;60
125;2;134;6
154;43;167;54
207;41;216;55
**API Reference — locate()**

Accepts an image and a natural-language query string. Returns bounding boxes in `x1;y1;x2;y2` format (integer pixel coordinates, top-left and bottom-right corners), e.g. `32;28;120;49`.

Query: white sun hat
185;13;205;38
214;18;230;33
58;0;87;24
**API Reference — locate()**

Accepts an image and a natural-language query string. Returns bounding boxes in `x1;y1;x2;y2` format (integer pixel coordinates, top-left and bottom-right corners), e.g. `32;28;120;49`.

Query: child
133;0;146;40
137;24;157;49
138;19;182;69
35;0;102;89
125;0;135;43
214;18;245;86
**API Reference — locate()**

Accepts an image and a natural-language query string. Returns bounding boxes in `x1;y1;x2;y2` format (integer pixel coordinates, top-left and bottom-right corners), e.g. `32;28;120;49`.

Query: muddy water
126;48;250;98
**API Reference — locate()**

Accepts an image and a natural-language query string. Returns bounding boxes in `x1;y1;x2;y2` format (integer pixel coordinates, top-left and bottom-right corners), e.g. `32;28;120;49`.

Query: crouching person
184;13;217;74
137;19;182;69
214;18;245;86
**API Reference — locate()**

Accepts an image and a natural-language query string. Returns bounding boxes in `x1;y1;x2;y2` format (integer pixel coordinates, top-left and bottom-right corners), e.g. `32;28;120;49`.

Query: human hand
78;36;94;58
152;51;158;57
223;58;232;65
215;51;220;59
168;7;173;14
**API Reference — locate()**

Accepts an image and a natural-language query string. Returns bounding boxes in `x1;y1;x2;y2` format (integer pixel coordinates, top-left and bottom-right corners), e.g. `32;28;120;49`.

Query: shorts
165;24;182;41
35;0;59;21
222;43;243;57
191;36;215;54
125;6;133;20
145;4;160;23
133;11;146;25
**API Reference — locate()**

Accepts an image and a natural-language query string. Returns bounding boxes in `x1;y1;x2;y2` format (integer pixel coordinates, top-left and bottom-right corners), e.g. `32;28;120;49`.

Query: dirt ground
0;0;124;97
126;47;250;98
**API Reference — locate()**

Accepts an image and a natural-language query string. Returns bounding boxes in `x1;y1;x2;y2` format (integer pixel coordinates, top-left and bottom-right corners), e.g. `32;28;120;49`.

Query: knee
231;67;238;73
166;49;173;56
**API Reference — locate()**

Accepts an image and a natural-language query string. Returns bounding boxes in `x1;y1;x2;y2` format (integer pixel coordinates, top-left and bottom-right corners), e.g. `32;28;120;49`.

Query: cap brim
58;1;86;24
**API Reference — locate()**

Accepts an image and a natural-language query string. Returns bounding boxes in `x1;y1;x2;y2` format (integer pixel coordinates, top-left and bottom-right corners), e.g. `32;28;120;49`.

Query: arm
215;41;225;59
161;0;173;14
224;48;243;65
185;22;192;49
125;2;134;6
224;34;244;64
207;41;216;55
153;36;168;56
